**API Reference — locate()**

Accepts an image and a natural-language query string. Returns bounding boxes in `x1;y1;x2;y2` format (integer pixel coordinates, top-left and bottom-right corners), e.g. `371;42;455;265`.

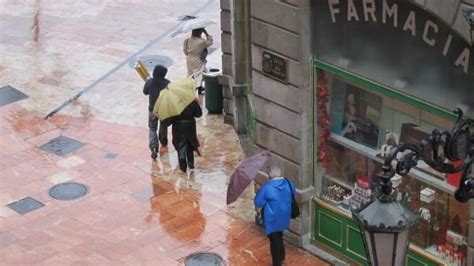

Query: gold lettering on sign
382;0;398;27
324;0;472;74
403;11;416;37
347;0;360;21
363;0;377;22
443;35;453;56
422;20;438;46
455;48;471;73
329;0;340;23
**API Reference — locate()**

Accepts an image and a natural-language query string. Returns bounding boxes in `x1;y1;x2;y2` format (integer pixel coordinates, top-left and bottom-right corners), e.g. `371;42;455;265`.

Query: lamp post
353;109;473;265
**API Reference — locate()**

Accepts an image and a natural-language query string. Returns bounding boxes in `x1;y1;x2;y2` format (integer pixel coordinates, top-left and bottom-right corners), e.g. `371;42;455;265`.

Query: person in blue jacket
254;165;297;266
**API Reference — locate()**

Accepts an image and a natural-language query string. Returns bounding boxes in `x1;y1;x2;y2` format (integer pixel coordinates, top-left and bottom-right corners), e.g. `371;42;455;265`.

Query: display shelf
324;174;355;191
330;133;457;194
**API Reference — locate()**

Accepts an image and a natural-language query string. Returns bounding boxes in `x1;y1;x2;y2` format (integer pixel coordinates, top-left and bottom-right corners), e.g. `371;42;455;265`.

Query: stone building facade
221;0;474;265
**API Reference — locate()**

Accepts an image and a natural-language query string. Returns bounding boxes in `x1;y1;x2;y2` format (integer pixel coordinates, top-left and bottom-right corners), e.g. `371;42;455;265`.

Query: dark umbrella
226;150;271;205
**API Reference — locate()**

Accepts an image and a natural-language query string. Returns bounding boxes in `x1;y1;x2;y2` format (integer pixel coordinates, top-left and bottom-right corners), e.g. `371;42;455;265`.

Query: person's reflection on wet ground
145;170;206;245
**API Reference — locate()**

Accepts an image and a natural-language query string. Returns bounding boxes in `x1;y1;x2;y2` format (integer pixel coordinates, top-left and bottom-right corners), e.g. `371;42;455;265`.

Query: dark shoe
179;164;187;173
197;87;204;95
151;149;158;160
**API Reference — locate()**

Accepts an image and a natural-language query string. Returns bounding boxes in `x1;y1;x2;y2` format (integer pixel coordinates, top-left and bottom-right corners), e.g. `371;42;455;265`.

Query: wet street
0;0;328;265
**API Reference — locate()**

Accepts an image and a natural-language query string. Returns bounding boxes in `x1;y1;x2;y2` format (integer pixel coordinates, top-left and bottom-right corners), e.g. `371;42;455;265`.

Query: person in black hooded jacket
143;65;170;159
162;100;202;172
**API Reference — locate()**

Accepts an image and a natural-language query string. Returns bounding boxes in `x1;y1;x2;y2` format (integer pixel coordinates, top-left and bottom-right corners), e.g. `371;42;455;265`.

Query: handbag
285;178;300;219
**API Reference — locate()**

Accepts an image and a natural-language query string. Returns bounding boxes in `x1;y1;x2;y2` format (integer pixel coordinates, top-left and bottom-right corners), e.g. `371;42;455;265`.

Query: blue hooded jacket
254;177;297;235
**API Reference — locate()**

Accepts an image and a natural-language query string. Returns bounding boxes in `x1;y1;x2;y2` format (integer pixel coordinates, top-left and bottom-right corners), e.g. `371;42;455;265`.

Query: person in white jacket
183;28;213;94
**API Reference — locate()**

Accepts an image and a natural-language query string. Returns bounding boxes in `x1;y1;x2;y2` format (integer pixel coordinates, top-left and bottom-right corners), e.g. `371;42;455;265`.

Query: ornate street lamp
463;8;474;44
352;154;419;265
353;109;473;265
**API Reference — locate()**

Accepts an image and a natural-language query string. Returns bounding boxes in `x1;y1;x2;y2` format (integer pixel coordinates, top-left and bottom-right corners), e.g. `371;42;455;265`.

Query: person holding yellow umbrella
142;64;170;160
154;77;202;173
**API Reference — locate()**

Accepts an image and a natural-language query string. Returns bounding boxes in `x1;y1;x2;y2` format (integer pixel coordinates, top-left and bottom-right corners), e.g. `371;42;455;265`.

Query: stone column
220;0;234;125
230;0;251;134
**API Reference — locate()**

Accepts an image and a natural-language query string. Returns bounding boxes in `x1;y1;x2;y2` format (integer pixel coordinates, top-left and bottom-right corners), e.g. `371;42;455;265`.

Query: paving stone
56;156;86;169
0;86;28;107
0;206;18;218
46;171;75;184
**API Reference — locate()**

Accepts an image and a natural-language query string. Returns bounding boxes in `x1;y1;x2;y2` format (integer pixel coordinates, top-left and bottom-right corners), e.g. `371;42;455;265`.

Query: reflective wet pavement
0;0;329;265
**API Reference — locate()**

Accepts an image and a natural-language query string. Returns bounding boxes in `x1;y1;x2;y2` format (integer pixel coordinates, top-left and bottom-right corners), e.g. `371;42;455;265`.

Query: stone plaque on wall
262;51;288;83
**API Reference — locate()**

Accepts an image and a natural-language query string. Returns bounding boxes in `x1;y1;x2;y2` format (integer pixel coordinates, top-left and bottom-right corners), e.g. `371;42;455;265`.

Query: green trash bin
203;68;223;114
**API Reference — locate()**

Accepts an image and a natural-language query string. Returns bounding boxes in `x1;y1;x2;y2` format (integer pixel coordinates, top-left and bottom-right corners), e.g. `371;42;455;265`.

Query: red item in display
447;160;463;188
357;178;370;189
316;70;330;169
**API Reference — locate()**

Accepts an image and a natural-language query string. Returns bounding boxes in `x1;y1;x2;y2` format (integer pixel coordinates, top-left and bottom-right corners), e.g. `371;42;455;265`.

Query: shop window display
319;70;468;265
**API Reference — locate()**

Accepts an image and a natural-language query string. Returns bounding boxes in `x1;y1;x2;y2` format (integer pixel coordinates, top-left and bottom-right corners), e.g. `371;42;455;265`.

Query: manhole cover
129;55;174;72
185;252;224;266
7;197;45;215
0;85;29;107
39;136;85;157
49;182;88;201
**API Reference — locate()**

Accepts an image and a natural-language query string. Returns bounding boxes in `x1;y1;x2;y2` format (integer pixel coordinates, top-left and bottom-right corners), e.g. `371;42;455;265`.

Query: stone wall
220;0;234;125
249;0;314;247
220;0;314;247
220;0;252;134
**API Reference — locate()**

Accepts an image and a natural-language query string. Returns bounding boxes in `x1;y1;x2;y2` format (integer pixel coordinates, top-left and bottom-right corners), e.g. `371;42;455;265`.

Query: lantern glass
373;232;395;265
394;230;409;266
363;229;411;266
363;230;375;263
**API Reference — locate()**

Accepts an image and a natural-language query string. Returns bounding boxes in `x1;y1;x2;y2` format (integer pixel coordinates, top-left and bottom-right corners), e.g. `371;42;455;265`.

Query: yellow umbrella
153;77;196;120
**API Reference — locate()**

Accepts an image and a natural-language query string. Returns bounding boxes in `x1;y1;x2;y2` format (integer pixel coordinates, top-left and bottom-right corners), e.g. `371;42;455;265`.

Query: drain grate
129;55;174;72
185;252;224;266
39;136;85;157
0;86;29;107
7;197;45;215
49;182;88;201
105;153;118;159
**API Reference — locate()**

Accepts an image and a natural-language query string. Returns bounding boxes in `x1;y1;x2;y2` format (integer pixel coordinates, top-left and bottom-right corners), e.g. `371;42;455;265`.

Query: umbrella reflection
146;175;206;244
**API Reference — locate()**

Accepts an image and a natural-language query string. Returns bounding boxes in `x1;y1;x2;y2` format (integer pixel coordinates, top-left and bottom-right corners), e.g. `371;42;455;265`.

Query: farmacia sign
327;0;471;73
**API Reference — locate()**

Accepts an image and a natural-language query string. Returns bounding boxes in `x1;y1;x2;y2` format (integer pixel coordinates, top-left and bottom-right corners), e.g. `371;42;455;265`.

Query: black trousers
268;231;285;266
177;141;194;172
148;112;168;150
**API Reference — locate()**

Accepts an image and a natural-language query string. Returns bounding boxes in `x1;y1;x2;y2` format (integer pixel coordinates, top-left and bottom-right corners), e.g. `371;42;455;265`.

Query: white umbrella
171;18;216;37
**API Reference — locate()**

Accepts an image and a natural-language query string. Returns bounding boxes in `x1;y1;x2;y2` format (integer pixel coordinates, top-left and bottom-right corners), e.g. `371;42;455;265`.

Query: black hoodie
143;65;170;111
